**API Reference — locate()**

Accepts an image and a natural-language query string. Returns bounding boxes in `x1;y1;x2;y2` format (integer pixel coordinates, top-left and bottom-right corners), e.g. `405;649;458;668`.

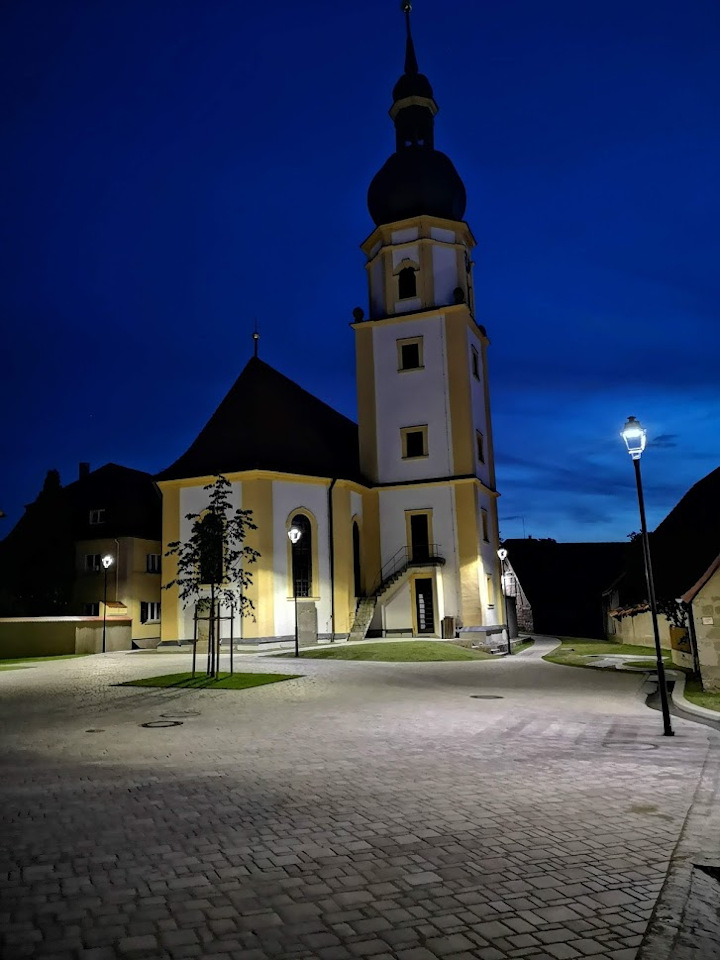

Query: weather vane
252;319;260;358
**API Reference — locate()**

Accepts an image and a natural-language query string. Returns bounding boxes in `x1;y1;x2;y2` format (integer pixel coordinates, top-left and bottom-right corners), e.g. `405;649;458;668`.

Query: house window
290;514;312;598
481;508;490;542
84;554;101;572
397;337;423;371
140;601;161;623
89;508;105;525
401;425;428;459
471;346;480;380
146;554;161;574
84;602;100;616
476;432;485;464
486;575;495;607
398;266;417;300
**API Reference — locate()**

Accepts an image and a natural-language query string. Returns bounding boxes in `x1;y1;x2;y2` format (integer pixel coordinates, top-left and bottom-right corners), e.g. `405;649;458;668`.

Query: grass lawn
513;640;534;654
119;672;300;690
0;654;88;671
543;637;673;671
683;676;720;713
277;641;493;662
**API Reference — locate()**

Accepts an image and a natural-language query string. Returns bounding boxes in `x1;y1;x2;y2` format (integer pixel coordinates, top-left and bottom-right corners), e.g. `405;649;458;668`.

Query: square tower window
471;346;480;380
397;337;423;371
401;425;428;460
89;508;105;525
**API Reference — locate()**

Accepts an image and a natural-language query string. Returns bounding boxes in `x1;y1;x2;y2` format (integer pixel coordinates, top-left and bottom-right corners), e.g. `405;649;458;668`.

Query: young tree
163;475;259;677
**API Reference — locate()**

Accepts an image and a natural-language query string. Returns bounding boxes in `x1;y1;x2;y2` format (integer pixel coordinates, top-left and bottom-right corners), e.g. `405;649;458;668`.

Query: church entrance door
413;578;435;635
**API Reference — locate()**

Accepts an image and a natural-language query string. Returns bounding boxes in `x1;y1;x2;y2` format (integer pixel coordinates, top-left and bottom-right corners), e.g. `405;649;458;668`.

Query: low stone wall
0;617;132;658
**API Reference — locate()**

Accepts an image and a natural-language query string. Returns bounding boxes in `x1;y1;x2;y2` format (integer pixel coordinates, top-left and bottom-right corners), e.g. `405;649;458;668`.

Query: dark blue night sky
2;0;719;542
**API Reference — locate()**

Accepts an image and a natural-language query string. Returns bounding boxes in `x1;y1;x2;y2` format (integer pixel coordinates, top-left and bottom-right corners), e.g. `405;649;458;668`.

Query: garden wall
0;617;132;658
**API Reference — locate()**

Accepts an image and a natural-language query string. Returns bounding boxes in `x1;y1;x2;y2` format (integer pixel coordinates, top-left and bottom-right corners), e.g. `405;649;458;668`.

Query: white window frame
89;509;106;525
85;554;101;572
141;601;161;623
146;554;161;574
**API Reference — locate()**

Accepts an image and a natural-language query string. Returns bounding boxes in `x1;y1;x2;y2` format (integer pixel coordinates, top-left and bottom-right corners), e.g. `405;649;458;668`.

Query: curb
671;674;720;722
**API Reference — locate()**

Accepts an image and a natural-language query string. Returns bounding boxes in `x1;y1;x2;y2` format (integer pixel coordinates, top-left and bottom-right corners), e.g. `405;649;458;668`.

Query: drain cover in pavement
141;720;183;728
159;711;201;718
470;695;503;700
85;729;105;733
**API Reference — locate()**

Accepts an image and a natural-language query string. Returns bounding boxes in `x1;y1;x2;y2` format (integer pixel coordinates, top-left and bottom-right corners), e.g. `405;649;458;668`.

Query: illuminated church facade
157;8;504;647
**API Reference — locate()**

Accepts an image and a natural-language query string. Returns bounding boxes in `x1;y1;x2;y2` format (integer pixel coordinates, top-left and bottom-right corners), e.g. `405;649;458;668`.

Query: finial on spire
252;319;260;358
401;1;419;75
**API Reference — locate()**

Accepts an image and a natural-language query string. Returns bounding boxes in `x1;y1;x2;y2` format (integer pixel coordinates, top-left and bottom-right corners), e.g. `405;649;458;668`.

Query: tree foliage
163;475;260;675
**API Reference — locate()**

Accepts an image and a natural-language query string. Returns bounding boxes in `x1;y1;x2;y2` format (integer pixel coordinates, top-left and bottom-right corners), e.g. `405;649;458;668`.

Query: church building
157;7;503;647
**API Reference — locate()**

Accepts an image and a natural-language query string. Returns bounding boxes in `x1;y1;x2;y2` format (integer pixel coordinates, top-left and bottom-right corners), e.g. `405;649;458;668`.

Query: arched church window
290;513;312;597
398;266;417;300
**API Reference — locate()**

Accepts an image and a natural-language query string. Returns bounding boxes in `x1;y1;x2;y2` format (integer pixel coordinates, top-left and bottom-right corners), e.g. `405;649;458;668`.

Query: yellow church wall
243;478;274;639
355;325;378;482
331;483;354;635
445;311;475;476
159;484;180;641
454;481;484;627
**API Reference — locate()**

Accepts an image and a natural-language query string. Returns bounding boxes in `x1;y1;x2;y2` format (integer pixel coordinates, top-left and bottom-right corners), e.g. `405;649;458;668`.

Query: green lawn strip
682;677;720;713
512;640;534;654
0;654;89;669
278;641;492;662
543;638;673;671
119;672;299;690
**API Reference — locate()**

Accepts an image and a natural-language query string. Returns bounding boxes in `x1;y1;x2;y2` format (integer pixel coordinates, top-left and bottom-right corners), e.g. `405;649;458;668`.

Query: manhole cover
141;720;184;728
159;711;201;718
470;695;504;700
85;729;105;733
602;741;658;751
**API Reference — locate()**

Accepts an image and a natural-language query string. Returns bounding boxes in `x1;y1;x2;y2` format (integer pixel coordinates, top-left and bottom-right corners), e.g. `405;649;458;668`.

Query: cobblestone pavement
1;643;718;960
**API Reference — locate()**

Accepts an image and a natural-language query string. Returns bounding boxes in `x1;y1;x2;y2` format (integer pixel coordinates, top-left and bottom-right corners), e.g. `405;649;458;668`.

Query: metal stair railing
370;544;445;597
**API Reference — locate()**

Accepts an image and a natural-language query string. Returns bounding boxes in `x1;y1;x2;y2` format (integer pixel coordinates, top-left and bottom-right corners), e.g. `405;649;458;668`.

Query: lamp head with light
101;555;113;569
621;416;647;461
497;548;508;561
287;525;303;545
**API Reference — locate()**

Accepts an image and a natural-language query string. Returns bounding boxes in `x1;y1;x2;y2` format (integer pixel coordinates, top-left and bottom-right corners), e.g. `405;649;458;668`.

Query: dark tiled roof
156;358;365;484
618;465;720;604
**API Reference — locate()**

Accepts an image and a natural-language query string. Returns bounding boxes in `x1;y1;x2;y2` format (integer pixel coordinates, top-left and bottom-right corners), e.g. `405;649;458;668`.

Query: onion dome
367;2;466;227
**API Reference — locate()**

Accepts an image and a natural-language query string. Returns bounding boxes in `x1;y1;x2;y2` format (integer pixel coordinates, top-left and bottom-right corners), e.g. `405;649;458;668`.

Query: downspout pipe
328;479;337;642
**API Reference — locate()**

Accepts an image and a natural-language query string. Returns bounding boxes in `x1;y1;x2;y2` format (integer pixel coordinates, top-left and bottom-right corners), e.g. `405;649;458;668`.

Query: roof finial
401;1;419;75
252;319;260;358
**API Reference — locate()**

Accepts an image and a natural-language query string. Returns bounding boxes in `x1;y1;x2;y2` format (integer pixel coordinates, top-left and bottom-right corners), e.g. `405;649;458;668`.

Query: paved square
0;645;717;959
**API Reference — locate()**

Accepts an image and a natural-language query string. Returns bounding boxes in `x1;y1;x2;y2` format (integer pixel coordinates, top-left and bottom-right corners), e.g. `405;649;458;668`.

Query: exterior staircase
348;597;377;642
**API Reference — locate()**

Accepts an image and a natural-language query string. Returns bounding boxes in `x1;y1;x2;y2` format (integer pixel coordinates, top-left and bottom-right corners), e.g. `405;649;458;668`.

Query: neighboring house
502;538;628;640
0;463;162;644
156;19;504;648
606;465;720;690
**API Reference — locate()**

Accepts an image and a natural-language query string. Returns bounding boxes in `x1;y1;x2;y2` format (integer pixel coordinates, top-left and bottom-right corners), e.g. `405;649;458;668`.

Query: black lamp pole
498;550;511;655
102;563;109;654
622;417;673;737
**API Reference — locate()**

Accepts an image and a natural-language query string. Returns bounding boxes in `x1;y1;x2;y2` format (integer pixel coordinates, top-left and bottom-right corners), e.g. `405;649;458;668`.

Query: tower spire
402;2;419;75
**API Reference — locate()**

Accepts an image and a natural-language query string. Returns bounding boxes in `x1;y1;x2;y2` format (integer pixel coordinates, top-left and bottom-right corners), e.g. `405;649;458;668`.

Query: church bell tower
353;2;502;636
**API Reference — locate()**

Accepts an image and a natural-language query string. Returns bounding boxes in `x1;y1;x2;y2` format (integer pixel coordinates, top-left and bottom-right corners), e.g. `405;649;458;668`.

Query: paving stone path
1;643;718;960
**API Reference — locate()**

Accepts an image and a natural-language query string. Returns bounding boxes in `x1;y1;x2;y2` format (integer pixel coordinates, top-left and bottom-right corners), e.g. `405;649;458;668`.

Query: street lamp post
287;524;303;658
621;416;673;737
101;554;113;654
497;548;512;655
